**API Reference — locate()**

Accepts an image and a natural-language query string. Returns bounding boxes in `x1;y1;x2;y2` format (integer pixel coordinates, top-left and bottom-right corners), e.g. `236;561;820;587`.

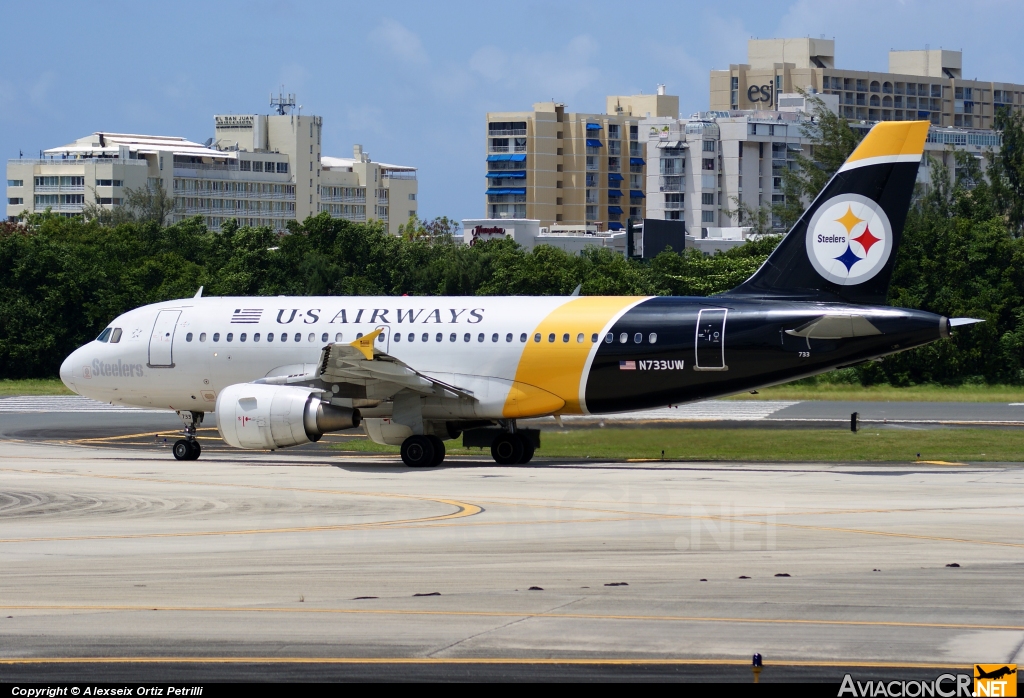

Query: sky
2;0;1021;223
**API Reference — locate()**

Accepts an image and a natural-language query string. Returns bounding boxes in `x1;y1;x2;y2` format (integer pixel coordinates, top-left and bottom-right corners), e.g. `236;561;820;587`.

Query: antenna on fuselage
193;286;204;298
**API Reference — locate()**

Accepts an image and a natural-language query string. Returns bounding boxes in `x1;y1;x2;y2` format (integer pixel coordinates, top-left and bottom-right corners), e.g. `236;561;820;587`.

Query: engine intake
217;383;360;450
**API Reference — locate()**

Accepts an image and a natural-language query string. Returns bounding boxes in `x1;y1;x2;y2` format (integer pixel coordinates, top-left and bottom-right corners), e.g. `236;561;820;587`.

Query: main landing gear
400;434;446;468
173;410;204;461
490;432;535;465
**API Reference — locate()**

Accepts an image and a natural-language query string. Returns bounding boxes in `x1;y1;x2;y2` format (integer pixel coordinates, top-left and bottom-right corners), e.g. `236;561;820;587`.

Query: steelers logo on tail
805;194;893;286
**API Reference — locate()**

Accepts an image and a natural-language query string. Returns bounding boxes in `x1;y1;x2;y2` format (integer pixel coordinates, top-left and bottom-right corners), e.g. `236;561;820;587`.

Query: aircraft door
374;325;391;353
148;310;181;368
695;308;728;371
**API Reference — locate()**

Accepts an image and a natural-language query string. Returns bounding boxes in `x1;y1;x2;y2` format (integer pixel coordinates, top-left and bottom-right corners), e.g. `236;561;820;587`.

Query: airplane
60;120;980;467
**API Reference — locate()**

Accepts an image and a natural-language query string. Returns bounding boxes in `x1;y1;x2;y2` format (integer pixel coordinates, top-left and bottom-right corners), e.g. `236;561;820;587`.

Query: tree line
1;107;1022;385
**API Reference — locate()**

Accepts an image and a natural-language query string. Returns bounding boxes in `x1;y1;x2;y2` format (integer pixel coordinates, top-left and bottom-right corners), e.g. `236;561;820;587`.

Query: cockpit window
96;328;112;342
110;328;122;343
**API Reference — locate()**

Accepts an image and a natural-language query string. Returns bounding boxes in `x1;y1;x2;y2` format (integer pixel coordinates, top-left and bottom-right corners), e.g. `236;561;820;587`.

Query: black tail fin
726;121;930;305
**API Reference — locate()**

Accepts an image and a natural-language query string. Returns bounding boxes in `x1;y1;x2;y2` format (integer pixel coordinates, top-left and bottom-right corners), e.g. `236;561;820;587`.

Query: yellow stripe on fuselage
503;296;648;417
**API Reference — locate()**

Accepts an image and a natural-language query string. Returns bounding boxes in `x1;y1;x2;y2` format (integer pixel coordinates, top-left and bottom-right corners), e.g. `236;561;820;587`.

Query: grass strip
0;378;74;396
331;427;1024;463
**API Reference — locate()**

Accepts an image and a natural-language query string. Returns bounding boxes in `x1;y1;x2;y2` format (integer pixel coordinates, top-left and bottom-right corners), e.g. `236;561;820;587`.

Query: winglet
350;328;383;360
193;286;203;298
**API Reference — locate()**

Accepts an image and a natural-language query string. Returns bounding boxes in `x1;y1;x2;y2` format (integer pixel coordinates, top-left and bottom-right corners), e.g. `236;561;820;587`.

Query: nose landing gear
173;410;204;461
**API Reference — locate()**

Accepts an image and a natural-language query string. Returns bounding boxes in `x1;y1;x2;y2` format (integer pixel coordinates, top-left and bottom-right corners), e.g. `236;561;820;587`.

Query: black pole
626;219;634;259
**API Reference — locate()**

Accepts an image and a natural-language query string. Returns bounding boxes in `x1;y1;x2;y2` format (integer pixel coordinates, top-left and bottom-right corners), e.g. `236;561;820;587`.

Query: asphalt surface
1;424;1022;683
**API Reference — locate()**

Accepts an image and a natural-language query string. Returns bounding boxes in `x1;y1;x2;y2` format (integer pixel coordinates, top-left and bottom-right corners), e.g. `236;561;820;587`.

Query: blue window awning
487;154;511;162
608;189;623;197
608;173;624;182
487;187;526;195
608;222;624;230
586;139;603;148
486;171;525;178
510;154;526;162
608;206;623;215
630;157;645;166
586;123;602;130
630;190;645;198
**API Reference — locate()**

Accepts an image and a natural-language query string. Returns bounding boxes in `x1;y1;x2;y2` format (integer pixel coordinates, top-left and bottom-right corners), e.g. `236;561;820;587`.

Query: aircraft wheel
401;435;435;468
491;433;524;465
172;439;192;461
427;435;446;466
517;435;535;464
189;440;202;460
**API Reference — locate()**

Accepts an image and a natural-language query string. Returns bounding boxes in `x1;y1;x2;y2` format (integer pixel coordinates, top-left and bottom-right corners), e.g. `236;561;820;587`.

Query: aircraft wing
316;328;476;399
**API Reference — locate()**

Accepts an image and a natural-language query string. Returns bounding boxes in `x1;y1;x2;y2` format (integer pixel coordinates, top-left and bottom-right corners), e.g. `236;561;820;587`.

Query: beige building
485;87;679;231
7;99;416;235
711;39;1024;129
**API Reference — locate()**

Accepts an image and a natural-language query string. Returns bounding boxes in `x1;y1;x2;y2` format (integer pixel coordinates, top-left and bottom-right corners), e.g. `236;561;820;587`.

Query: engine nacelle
216;383;360;450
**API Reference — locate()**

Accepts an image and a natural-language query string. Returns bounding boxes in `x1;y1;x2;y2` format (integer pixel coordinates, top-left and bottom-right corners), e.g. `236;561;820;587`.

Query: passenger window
267;333;274;342
436;333;442;342
421;333;428;342
634;333;642;344
605;333;613;344
213;332;220;342
520;333;527;342
280;333;287;342
394;333;402;342
562;333;569;343
96;328;112;342
294;333;301;342
534;333;541;342
110;328;122;343
576;333;584;343
308;333;315;342
226;333;233;342
356;332;363;339
335;333;343;342
240;333;247;342
450;333;456;342
649;333;658;344
619;333;627;343
408;333;415;342
321;333;328;343
186;332;193;342
464;333;470;342
200;333;207;342
591;333;598;343
506;333;513;342
254;333;261;342
491;333;498;342
548;333;555;343
377;333;385;343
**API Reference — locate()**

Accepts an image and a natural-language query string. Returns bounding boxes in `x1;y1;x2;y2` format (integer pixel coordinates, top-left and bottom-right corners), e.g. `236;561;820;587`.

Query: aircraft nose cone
59;353;77;393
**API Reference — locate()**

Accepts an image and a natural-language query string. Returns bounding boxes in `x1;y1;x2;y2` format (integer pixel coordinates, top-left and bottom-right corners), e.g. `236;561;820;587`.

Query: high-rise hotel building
485;88;678;230
6;101;417;235
711;39;1024;128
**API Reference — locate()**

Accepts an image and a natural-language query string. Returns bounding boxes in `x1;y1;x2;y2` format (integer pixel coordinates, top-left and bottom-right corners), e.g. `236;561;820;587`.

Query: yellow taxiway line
3;604;1023;633
0;657;974;668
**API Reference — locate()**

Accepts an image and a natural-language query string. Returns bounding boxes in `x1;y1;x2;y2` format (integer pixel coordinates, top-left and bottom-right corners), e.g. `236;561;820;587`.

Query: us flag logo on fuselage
231;309;263;324
619;361;636;370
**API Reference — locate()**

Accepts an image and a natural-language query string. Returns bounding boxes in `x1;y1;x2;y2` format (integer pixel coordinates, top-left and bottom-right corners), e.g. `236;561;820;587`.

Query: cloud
370;19;428;66
469;35;602;101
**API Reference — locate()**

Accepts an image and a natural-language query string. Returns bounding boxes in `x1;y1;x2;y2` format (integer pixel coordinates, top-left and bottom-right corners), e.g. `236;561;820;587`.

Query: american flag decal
619;360;636;370
231;309;263;324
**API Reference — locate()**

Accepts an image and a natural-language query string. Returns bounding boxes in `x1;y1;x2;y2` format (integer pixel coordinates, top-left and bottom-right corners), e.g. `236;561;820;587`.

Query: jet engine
216;383;360;450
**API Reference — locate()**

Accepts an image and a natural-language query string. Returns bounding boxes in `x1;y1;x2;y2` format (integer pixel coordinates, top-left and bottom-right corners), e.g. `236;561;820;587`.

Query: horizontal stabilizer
949;318;984;327
785;314;882;340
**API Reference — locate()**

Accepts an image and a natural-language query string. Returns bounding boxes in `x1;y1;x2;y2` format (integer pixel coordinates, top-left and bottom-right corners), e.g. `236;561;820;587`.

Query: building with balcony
7;100;417;235
642;108;1002;244
711;39;1024;129
484;86;679;231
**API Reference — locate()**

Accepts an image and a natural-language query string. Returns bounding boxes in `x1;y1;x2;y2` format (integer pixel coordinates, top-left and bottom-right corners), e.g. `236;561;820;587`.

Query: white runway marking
0;396;170;413
572;401;800;422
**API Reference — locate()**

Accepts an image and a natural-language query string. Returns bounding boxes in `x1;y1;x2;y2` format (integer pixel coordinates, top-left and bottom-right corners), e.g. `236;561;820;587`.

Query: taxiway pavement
1;434;1022;682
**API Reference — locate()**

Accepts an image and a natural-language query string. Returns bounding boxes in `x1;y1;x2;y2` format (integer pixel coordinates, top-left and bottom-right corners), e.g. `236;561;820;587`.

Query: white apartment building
642;108;1002;245
7;101;417;236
